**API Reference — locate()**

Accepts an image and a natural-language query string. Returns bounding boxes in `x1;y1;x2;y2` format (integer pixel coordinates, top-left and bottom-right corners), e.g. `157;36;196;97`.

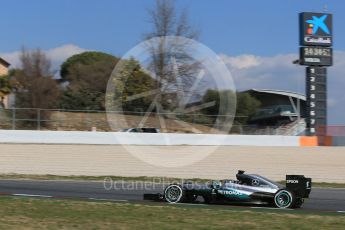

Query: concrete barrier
0;130;300;146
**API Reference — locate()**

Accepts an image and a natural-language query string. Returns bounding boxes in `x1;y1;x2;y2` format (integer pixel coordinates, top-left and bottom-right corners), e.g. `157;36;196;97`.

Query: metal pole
12;108;16;130
297;98;300;122
37;108;41;130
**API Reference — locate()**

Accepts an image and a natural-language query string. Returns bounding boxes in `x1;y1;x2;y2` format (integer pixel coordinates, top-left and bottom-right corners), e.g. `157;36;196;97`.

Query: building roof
0;57;10;67
247;88;306;101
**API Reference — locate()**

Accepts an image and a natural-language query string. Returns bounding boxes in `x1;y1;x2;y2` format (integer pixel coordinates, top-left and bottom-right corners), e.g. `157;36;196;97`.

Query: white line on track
337;211;345;213
314;187;345;190
251;207;294;211
13;194;53;198
174;203;206;206
88;198;128;202
11;194;129;202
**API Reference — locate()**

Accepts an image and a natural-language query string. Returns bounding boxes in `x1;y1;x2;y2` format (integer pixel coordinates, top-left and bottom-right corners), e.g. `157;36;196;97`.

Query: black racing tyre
164;184;186;203
294;198;304;209
186;194;198;203
274;189;296;209
202;196;211;204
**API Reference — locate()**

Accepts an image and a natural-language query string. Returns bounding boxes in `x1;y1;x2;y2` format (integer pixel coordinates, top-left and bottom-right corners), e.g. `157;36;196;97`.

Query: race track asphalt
0;180;344;213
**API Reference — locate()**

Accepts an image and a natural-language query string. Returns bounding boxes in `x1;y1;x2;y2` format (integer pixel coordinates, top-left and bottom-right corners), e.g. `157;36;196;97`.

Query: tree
60;51;117;84
107;58;158;113
202;89;237;116
144;0;200;113
235;92;261;124
201;89;221;115
61;52;157;112
59;88;105;111
12;49;61;126
60;52;119;110
202;90;260;125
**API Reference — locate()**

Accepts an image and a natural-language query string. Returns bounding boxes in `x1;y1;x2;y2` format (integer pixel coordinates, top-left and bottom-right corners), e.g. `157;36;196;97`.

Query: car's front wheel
274;189;296;208
164;184;186;203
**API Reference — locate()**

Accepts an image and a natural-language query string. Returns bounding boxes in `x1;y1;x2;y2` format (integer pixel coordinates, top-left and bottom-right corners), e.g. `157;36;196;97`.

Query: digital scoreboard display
300;47;333;66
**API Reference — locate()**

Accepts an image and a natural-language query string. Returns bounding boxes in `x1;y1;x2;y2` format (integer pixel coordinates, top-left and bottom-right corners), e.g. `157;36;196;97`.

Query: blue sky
1;0;345;125
1;0;345;55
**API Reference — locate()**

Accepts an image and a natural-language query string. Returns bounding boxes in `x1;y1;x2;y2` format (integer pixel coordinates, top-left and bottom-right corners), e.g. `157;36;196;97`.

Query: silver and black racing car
144;170;312;209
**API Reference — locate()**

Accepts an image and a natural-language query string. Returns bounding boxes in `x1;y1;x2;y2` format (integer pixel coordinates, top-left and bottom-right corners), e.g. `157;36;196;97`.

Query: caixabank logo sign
300;12;332;46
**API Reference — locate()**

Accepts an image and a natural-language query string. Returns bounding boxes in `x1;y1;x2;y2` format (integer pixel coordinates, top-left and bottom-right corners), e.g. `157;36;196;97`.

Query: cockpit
236;170;282;189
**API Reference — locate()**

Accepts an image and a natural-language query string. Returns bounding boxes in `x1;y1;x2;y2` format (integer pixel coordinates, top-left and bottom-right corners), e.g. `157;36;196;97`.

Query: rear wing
286;175;312;198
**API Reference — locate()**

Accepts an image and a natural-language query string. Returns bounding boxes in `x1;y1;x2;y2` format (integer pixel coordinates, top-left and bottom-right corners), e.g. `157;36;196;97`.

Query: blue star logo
306;15;330;35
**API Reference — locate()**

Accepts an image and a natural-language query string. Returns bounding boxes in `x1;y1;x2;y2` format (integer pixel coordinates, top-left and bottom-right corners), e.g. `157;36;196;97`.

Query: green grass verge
1;174;345;188
0;196;344;230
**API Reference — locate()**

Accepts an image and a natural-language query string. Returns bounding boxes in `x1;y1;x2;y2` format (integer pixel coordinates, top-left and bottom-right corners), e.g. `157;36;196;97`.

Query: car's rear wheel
164;184;186;203
274;189;296;208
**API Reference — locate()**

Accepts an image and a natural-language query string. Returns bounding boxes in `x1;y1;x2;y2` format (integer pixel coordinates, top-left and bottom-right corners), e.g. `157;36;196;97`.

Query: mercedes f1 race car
144;170;312;209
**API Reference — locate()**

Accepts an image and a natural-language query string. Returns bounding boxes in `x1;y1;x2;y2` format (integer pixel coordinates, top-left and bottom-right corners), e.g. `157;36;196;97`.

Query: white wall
0;130;300;146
